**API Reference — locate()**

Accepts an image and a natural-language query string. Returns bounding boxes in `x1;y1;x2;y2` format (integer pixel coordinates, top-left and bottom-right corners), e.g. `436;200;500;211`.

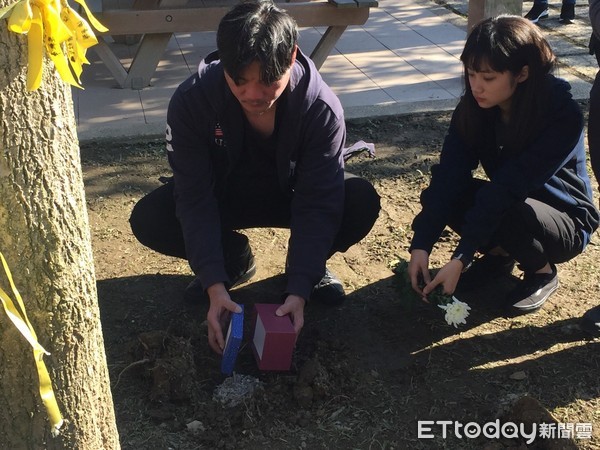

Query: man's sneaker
222;231;256;289
508;264;558;313
581;305;600;337
184;232;257;303
183;261;257;303
525;4;549;23
224;251;257;290
457;254;515;291
183;277;206;303
228;258;257;289
311;268;346;306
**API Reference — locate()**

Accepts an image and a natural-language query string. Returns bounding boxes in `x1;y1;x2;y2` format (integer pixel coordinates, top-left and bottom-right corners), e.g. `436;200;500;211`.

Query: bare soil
82;106;600;450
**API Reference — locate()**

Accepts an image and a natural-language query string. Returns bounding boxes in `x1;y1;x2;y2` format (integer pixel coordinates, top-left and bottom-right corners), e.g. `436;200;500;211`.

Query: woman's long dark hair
456;15;556;150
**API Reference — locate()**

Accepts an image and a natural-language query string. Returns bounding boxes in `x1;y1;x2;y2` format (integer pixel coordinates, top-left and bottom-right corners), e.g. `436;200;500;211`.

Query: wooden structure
467;0;523;31
93;0;378;89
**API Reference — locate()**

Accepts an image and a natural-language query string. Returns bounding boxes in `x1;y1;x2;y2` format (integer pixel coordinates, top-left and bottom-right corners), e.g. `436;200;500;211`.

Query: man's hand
206;282;242;354
422;259;463;298
276;294;305;334
408;249;432;297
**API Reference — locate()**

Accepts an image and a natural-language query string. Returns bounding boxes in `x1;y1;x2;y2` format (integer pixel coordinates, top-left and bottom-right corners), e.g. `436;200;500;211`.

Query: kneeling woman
408;16;599;313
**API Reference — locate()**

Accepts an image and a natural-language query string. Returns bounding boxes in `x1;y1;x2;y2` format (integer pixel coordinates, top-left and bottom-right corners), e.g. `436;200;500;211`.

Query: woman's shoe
508;265;558;313
558;3;575;24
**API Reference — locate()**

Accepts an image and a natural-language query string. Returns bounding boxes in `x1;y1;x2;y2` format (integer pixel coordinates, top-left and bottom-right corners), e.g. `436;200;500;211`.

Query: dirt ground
81;106;599;450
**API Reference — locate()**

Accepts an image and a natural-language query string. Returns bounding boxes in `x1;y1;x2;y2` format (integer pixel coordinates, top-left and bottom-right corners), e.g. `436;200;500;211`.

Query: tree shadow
96;270;595;385
96;271;599;448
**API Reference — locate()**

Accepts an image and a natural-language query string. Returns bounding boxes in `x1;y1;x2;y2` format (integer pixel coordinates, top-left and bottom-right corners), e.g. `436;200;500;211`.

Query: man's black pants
129;172;381;267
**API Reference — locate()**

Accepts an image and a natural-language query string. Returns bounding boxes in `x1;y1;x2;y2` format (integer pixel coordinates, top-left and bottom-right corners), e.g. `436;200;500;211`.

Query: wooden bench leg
91;33;173;89
310;25;347;69
93;37;129;88
93;0;186;89
125;33;173;89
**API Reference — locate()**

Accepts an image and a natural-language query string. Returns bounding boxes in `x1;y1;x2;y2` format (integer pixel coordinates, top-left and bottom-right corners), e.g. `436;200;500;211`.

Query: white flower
438;296;471;328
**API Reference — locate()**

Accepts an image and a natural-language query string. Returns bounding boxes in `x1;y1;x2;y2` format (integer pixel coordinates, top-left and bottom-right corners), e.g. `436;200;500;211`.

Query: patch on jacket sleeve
166;123;173;152
214;122;225;147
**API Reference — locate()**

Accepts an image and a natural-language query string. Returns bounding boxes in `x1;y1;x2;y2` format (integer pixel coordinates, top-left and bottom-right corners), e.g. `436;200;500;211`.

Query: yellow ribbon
0;252;63;436
2;0;108;90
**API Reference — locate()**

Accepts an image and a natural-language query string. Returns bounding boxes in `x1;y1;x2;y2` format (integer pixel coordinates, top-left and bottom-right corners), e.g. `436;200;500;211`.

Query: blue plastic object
221;305;244;375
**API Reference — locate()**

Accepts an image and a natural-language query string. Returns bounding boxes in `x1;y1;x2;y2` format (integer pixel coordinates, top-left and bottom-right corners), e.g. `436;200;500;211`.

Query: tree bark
0;9;120;450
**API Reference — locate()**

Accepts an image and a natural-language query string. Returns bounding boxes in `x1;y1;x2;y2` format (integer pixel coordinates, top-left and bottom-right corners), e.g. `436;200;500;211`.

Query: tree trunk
0;9;120;450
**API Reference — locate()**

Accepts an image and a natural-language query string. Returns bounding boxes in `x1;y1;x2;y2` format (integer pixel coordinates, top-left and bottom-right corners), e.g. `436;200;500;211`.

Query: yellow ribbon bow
1;0;108;90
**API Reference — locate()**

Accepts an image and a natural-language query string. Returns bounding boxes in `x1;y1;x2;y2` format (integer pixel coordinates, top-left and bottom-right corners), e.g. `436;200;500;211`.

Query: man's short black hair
217;0;298;84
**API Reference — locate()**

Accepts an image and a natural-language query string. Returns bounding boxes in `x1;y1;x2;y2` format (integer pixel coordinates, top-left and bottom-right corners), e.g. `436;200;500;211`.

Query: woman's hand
408;249;432;297
206;282;242;354
422;259;463;297
276;294;306;334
